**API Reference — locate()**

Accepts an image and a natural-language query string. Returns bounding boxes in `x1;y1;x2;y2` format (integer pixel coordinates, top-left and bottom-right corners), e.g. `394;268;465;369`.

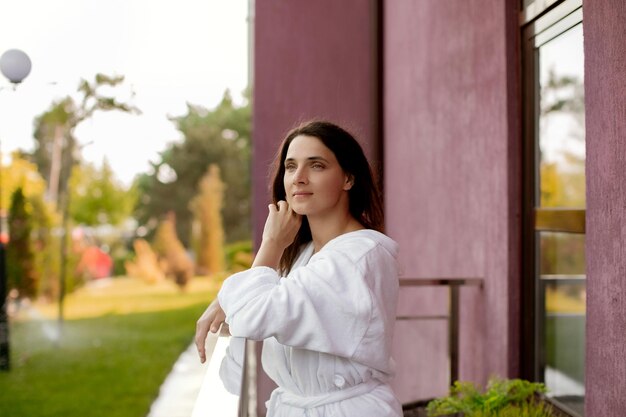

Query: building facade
251;1;626;416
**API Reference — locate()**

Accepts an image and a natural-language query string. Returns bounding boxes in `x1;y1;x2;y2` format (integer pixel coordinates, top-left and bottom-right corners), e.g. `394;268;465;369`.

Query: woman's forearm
251;239;284;270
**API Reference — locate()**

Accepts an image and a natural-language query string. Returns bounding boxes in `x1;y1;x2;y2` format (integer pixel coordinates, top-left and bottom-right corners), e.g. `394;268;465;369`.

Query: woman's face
283;135;352;218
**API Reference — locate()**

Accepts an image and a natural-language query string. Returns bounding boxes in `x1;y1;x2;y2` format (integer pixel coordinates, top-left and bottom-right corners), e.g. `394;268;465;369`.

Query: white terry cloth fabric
218;229;402;417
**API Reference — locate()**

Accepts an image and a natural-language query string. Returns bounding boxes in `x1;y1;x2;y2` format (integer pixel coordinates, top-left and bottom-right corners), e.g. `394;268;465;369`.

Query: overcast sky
0;0;249;185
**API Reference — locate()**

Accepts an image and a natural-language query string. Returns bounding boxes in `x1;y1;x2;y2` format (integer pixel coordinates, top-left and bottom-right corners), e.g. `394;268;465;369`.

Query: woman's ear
343;174;355;191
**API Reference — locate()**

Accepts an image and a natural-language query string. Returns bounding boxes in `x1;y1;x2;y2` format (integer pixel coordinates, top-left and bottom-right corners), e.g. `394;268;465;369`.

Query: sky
0;0;249;186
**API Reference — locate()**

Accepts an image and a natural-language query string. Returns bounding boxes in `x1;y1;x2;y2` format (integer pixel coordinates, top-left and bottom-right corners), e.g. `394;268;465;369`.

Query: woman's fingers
195;319;210;363
276;200;288;211
262;200;301;251
195;299;226;363
210;308;225;333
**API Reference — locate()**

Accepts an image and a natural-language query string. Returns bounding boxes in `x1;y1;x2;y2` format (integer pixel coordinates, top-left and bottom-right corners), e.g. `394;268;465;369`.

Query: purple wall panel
384;0;521;399
254;1;379;247
584;1;626;416
253;2;379;414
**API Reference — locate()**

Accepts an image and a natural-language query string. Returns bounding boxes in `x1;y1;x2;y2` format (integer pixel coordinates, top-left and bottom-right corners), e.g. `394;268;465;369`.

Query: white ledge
192;328;240;417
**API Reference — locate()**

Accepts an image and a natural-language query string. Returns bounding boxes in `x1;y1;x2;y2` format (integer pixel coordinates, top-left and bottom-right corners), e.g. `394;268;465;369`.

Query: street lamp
0;49;32;84
0;48;32;371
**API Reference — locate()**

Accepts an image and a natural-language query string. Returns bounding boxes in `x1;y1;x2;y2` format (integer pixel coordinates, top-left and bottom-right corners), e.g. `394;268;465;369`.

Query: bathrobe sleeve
217;246;382;359
219;337;246;395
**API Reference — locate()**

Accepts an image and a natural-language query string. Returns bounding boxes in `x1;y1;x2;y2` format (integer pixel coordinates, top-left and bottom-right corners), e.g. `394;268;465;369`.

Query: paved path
147;342;207;417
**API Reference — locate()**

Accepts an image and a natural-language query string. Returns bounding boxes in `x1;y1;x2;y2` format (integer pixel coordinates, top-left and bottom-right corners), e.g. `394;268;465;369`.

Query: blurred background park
0;1;251;416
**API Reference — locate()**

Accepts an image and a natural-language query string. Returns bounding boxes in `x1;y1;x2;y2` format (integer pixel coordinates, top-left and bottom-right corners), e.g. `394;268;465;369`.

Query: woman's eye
311;163;324;169
285;164;296;171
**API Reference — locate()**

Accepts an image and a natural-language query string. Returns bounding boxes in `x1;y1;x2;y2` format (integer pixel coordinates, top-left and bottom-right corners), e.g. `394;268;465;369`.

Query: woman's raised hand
262;200;302;249
252;201;301;269
195;298;227;363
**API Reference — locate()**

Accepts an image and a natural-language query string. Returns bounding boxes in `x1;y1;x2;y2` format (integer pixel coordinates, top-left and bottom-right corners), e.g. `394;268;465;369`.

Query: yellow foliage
153;212;194;288
190;164;225;276
125;239;166;284
232;251;253;272
0;152;48;212
540;160;585;208
545;286;585;314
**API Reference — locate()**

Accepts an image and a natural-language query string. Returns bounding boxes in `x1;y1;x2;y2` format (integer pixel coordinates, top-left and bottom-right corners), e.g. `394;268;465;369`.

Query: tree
28;195;60;300
28;74;139;319
152;212;194;288
69;160;137;226
30;74;140;208
0;152;47;213
0;153;57;299
6;188;38;298
135;89;251;247
190;164;225;275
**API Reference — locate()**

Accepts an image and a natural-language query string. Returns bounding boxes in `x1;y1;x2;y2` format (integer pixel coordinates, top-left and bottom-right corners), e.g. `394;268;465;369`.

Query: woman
195;121;402;417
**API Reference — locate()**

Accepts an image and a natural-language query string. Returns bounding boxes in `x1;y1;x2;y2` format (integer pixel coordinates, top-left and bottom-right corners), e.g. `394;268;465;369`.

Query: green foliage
426;377;553;417
69;160;137;226
135;89;251;247
111;244;135;277
224;240;253;271
28;193;60;299
7;188;38;298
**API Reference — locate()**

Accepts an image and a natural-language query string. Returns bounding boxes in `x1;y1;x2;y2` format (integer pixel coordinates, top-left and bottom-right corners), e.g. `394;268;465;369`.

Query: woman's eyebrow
285;156;329;163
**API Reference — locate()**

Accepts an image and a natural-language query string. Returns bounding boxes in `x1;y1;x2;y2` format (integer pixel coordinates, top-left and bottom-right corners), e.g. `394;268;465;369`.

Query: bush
426;377;554;417
125;239;165;284
7;188;38;298
224;240;253;271
153;212;193;288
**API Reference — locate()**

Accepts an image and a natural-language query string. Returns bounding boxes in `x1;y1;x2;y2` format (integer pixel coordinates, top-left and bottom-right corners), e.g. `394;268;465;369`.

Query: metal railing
398;278;483;387
192;278;484;417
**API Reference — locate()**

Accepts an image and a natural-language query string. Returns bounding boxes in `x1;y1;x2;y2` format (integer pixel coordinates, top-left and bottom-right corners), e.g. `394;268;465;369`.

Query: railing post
398;278;482;392
449;285;460;385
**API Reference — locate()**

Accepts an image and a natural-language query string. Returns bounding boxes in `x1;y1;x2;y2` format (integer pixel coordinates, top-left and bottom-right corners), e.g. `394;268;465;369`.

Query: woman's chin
292;207;308;216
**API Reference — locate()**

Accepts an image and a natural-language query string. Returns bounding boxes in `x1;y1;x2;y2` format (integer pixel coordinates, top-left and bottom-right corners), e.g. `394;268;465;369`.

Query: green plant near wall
426;377;556;417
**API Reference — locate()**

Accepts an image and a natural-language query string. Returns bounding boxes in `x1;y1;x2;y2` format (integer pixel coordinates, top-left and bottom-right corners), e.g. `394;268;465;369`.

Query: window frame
520;0;584;415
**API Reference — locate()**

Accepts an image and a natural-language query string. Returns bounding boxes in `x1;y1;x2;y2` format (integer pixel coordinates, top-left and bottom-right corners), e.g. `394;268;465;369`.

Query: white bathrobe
218;229;402;417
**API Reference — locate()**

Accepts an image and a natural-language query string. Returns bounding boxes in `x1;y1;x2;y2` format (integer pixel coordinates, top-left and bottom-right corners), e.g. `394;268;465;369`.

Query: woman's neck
308;213;364;253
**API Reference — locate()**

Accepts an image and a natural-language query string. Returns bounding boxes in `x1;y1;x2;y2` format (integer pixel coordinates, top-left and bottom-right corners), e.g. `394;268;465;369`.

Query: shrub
153;212;194;288
7;188;38;298
426;377;554;417
125;239;165;284
224;240;253;271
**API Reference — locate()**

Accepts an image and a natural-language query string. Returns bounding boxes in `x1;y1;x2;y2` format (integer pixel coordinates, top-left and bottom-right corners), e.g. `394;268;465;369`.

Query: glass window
522;1;584;415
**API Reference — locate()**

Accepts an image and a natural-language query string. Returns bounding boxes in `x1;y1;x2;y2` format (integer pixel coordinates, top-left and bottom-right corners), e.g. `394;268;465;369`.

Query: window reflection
534;22;586;416
538;24;585;209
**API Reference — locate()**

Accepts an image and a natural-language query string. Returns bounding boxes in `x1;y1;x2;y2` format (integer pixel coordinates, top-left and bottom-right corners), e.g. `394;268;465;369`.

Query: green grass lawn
0;277;217;417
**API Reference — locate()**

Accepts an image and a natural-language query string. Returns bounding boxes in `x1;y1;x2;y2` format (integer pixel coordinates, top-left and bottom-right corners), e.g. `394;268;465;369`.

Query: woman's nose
293;167;307;184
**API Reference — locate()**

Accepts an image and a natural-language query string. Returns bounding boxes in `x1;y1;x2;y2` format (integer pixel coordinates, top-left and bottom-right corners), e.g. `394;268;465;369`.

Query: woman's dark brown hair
269;120;384;274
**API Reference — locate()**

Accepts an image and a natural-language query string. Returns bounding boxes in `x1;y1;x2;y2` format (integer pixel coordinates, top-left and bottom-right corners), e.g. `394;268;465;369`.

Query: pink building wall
253;0;381;246
252;2;379;415
583;1;626;416
251;0;626;415
384;0;521;401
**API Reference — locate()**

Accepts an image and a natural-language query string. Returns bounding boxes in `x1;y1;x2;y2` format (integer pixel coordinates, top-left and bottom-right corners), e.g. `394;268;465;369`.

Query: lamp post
0;48;32;371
